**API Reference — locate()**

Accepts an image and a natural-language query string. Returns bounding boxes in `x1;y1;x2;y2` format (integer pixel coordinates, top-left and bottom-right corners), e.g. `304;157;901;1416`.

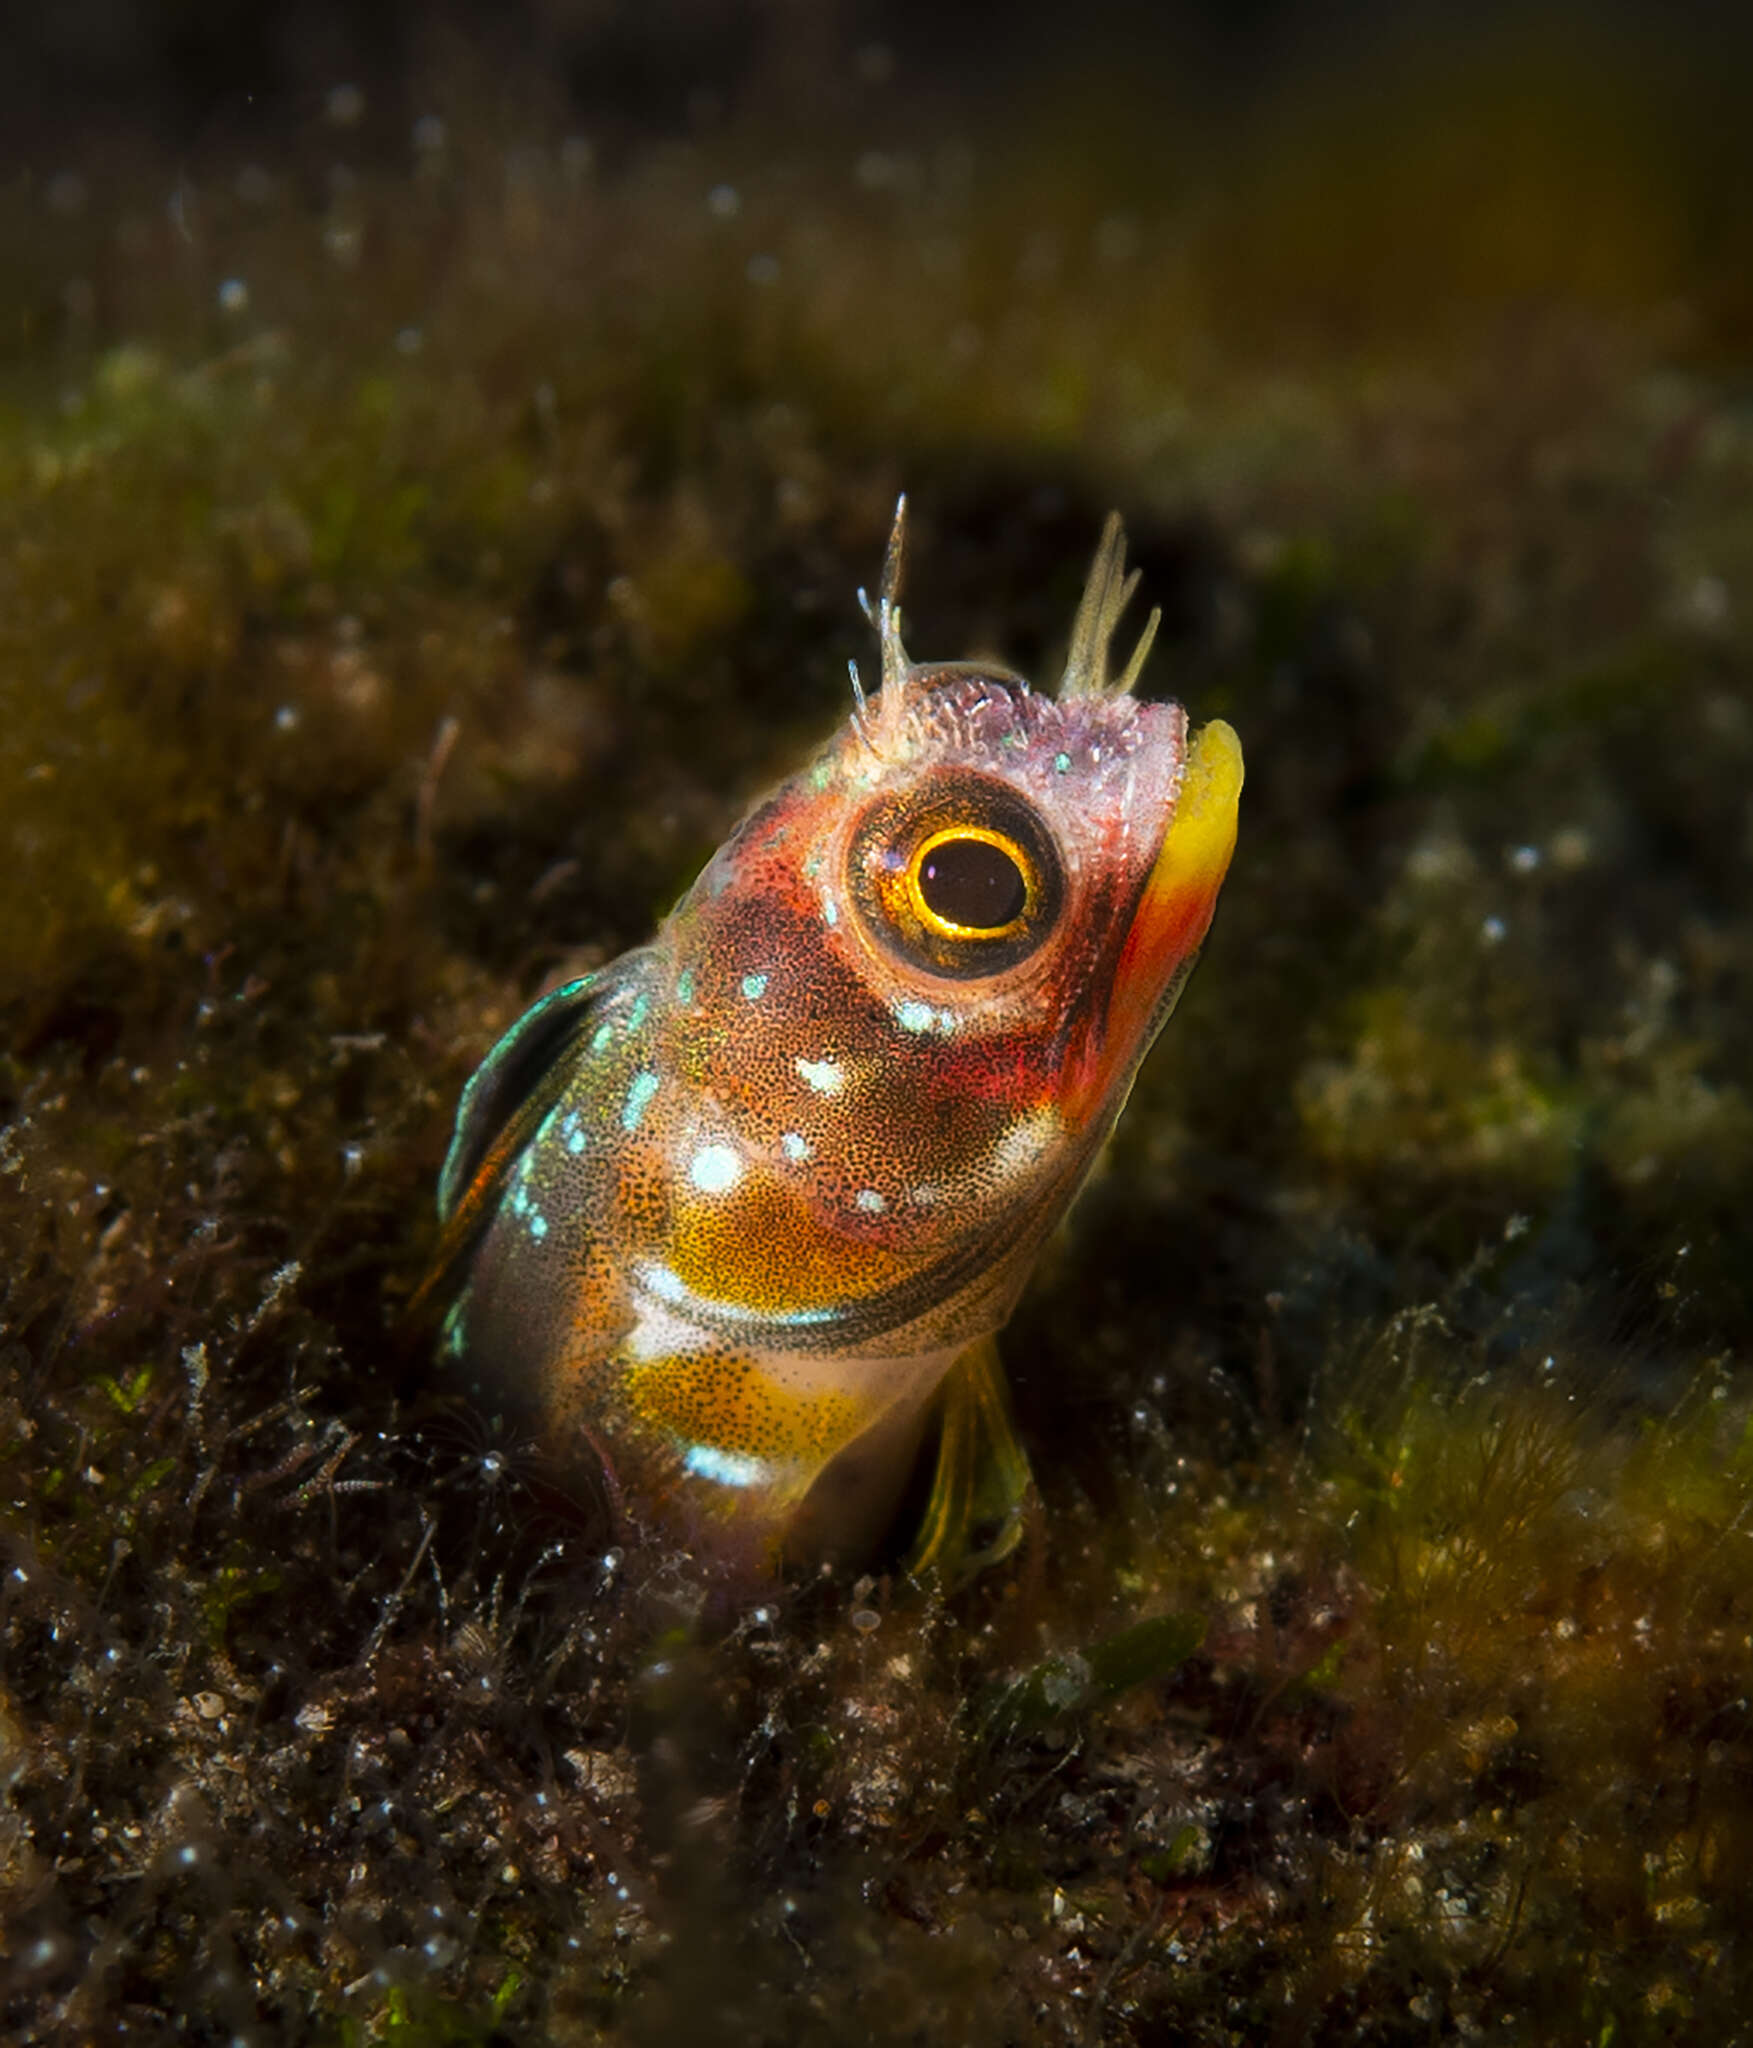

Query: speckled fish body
425;508;1241;1579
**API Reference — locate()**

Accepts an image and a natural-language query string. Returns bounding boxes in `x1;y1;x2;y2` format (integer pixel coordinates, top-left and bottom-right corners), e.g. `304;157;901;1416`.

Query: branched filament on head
849;500;1162;760
853;494;915;761
1059;512;1161;702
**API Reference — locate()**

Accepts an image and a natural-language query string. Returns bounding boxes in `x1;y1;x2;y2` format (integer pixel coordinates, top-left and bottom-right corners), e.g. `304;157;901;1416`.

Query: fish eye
847;774;1064;981
910;829;1031;937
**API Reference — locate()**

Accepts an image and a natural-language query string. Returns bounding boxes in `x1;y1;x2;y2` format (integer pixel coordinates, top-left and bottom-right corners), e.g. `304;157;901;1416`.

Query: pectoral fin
407;961;636;1342
906;1336;1034;1586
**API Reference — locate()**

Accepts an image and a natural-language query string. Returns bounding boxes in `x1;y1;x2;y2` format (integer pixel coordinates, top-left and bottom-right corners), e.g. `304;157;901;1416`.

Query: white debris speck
326;83;366;127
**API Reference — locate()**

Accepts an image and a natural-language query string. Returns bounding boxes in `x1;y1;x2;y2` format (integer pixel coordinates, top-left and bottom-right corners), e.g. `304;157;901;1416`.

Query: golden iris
848;772;1064;980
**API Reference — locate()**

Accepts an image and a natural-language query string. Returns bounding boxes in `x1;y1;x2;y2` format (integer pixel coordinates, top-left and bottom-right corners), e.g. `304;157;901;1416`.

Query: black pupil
918;837;1027;930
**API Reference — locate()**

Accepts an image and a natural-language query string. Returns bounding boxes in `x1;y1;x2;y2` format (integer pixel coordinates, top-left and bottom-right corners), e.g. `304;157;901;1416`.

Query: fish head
652;511;1243;1350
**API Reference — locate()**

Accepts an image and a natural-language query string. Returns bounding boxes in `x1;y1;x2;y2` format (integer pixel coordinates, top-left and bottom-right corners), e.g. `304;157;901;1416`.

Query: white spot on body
896;998;957;1036
689;1142;742;1195
855;1188;887;1214
781;1131;811;1163
622;1070;660;1131
684;1442;769;1488
741;973;769;1001
796;1057;844;1095
992;1107;1061;1180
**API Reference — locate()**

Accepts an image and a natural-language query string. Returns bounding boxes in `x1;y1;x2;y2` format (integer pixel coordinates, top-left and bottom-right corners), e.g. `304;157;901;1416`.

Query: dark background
9;1;1752;154
11;0;1753;368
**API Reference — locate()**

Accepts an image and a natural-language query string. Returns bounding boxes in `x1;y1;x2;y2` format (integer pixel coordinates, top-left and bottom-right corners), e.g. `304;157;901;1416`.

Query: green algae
3;15;1753;2045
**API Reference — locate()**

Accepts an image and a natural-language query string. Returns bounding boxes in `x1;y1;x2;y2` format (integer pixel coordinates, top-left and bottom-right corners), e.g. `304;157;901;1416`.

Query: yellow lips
1073;718;1243;1113
1138;717;1243;967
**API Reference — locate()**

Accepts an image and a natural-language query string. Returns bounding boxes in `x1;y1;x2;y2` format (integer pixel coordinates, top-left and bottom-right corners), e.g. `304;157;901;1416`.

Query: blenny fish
420;504;1241;1582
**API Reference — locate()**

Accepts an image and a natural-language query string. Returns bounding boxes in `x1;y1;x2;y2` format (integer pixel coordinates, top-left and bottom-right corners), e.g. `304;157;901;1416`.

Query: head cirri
417;500;1242;1586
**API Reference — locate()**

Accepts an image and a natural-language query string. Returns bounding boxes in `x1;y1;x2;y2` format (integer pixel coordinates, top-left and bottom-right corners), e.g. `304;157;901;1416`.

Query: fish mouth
1068;716;1244;1121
